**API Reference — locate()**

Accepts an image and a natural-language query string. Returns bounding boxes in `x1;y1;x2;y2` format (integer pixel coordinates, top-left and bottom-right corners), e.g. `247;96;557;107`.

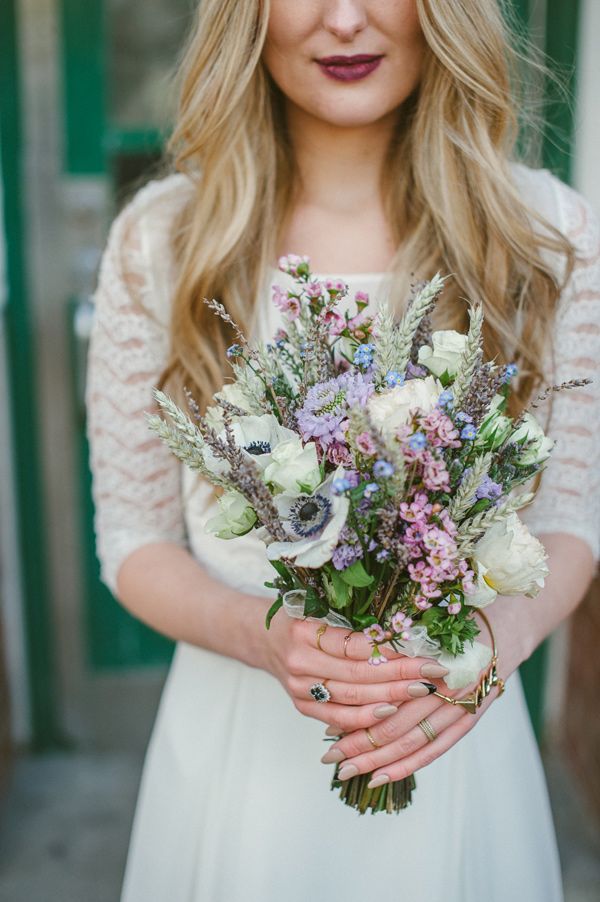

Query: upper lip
317;54;383;66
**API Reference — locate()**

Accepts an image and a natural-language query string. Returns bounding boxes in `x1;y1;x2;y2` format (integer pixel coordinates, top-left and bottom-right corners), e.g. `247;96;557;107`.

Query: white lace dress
87;165;600;902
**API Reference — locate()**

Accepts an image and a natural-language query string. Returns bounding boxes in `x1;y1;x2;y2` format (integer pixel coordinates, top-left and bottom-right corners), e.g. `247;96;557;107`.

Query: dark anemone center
244;440;271;455
289;493;332;538
298;501;319;521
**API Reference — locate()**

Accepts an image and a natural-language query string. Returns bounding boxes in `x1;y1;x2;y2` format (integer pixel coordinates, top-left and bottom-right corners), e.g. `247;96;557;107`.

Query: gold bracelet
433;609;505;715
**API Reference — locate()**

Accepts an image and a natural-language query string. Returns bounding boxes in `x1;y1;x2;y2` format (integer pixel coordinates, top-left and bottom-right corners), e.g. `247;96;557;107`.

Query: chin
302;95;400;130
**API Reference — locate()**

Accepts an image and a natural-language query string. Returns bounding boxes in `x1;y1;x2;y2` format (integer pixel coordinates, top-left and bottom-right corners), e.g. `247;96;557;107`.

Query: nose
322;0;368;42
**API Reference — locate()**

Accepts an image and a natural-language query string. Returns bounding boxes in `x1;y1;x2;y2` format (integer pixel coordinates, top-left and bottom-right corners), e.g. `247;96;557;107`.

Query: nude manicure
367;774;390;789
373;704;398;718
325;725;343;737
408;682;431;698
420;662;450;678
337;764;359;781
321;748;345;765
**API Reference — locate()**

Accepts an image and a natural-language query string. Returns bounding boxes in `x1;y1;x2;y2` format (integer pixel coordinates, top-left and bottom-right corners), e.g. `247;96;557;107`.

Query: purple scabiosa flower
461;424;477;440
296;372;373;450
475;473;503;501
405;362;428;379
373;459;394;479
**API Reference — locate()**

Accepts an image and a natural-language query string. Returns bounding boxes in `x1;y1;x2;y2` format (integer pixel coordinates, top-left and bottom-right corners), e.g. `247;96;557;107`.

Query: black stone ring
309;681;331;703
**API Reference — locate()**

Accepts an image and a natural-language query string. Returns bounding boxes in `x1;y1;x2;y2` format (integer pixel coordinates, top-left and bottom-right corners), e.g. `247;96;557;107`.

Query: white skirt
121;639;563;902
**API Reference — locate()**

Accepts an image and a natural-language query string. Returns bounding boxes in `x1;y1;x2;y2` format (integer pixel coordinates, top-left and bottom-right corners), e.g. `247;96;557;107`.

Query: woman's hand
320;604;527;785
263;616;450;731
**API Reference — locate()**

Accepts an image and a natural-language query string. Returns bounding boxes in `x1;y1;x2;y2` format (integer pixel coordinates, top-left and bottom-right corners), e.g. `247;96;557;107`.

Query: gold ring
315;624;327;652
365;728;380;749
343;630;353;658
417;718;437;743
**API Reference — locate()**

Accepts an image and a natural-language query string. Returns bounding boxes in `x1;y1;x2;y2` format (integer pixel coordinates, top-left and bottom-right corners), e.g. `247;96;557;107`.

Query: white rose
463;564;498;608
476;394;513;450
205;375;265;429
264;440;321;495
508;412;554;467
472;512;548;597
417;330;467;378
265;468;350;568
438;641;493;690
205;492;257;539
368;376;442;439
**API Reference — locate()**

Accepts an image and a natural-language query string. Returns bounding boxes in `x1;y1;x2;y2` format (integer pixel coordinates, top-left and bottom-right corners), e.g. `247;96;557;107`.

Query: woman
87;1;600;899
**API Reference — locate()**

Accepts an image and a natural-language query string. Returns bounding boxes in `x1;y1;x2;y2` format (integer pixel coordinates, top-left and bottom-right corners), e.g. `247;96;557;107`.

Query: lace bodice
86;166;600;592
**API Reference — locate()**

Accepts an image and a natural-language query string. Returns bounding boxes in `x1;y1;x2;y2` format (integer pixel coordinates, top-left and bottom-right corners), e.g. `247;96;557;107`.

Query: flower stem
331;768;416;814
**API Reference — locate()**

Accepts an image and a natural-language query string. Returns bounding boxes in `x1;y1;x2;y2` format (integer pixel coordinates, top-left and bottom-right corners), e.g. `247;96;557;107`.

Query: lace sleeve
520;182;600;561
86;184;188;593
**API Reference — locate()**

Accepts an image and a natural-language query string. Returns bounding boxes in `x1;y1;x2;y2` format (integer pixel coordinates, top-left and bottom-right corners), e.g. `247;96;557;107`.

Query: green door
59;0;580;729
61;0;194;671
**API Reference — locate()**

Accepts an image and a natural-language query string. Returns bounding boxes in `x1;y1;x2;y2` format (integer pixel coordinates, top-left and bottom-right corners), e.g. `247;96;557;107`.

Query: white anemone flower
203;414;298;477
264;467;350;568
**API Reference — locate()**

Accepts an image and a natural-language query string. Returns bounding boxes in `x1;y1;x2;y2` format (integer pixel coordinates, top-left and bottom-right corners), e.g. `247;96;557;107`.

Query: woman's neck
286;102;397;216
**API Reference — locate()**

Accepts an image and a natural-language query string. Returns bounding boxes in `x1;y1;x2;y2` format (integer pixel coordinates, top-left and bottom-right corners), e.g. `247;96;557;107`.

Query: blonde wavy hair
159;0;575;417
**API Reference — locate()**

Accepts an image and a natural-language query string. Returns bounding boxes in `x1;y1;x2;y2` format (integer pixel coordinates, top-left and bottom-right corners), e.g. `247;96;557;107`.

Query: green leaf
269;560;294;585
303;587;329;619
352;613;378;630
329;568;352;610
265;597;283;629
339;560;374;588
466;498;492;516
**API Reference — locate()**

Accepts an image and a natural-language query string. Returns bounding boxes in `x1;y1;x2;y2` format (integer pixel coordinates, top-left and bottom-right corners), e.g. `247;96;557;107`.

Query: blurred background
0;1;599;899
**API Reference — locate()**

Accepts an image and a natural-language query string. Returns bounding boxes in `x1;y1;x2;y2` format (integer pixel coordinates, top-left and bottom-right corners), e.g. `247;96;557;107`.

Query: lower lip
317;57;382;82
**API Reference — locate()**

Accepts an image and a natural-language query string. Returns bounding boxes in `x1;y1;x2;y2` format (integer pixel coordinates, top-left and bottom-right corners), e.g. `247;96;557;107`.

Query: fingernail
420;663;449;678
337;764;359;781
408;682;431;698
373;704;398;718
367;774;390;789
321;748;345;765
325;725;342;737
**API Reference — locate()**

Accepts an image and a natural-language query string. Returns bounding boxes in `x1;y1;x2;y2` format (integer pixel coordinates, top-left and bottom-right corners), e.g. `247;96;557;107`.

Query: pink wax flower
364;623;387;643
347;310;373;341
421;451;451;489
327;442;353;466
305;280;324;300
325;278;348;297
272;285;301;320
447;601;462;615
278;253;310;277
391;611;413;635
356;431;377;456
415;597;433;611
323;309;346;337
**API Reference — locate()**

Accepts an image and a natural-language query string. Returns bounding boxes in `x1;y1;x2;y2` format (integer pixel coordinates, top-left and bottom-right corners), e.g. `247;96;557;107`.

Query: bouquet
147;255;580;814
